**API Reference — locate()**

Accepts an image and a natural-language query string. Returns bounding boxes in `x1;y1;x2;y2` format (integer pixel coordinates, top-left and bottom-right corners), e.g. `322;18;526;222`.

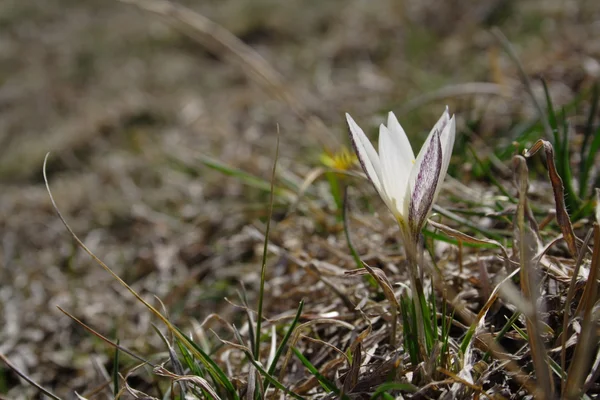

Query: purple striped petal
407;129;442;239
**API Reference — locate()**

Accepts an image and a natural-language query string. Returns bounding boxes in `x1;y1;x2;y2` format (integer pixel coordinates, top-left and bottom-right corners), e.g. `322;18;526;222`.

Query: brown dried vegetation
1;0;600;399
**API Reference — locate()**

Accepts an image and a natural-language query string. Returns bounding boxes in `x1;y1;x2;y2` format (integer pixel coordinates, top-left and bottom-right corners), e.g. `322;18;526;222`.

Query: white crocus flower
346;108;455;248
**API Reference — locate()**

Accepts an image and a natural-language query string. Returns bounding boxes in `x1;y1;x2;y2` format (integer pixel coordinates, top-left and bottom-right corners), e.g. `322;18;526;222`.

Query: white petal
346;113;383;192
379;124;410;216
386;112;416;169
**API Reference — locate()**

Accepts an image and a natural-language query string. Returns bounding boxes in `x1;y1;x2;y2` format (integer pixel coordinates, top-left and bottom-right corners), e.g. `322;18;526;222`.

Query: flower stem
405;238;429;361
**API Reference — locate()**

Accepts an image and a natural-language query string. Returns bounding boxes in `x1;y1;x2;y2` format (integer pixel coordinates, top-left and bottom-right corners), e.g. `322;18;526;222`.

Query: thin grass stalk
514;155;554;399
564;223;600;399
342;188;366;270
0;353;63;400
112;340;120;397
57;307;155;367
254;128;280;358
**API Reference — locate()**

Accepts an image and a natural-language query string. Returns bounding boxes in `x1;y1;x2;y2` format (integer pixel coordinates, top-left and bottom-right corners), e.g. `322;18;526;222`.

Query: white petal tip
346;113;361;133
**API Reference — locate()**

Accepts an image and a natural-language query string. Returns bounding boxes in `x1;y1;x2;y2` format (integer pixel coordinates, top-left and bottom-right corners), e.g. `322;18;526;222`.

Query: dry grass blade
428;251;537;395
43;153;236;395
564;223;600;399
524;139;578;257
287;167;325;216
152;325;188;396
561;227;594;379
246;364;257;400
118;0;292;106
357;263;400;310
513;155;554;399
299;334;349;363
491;27;553;140
466;267;521;353
43;155;170;320
0;353;63;400
278;318;354;388
437;368;494;400
219;337;305;400
347;262;399;346
307;263;356;311
428;219;511;271
398;82;504;114
342;342;362;395
117;0;339;148
57;306;155;368
154;366;222;400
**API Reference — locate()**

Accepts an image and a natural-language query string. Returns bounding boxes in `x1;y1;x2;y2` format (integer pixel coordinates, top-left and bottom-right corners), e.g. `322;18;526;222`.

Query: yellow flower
320;146;357;171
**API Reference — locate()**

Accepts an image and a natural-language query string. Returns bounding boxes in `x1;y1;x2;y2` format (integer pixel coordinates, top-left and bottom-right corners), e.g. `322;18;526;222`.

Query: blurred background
0;0;598;398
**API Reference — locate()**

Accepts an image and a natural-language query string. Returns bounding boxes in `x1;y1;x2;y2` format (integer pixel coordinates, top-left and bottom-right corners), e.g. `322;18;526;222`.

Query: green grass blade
255;130;280;358
174;326;238;399
400;295;419;365
177;341;204;376
292;347;340;395
541;79;559;147
511;322;566;380
266;300;304;380
560;108;581;210
431;290;438;343
176;340;210;399
112;339;120;396
460;321;477;355
242;349;306;400
343;188;366;270
417;288;434;354
326;171;343;218
581;126;600;200
370;382;417;399
482;311;521;362
579;82;599;198
199;155;295;198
